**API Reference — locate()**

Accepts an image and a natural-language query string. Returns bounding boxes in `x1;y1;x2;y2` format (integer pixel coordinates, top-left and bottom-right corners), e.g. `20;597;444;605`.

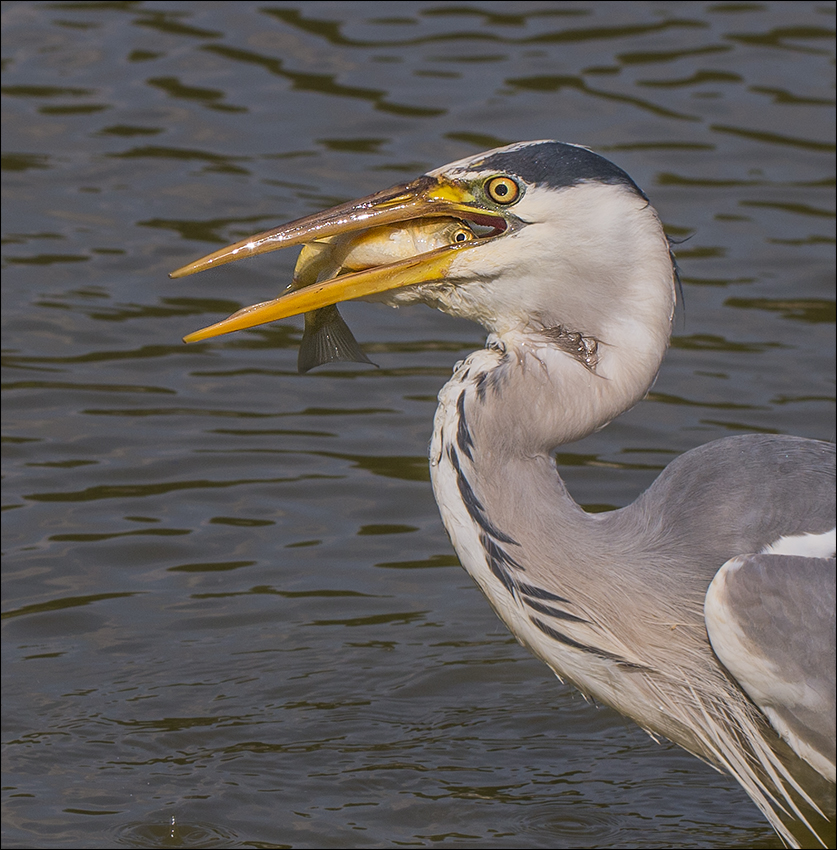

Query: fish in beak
170;174;511;345
291;218;477;372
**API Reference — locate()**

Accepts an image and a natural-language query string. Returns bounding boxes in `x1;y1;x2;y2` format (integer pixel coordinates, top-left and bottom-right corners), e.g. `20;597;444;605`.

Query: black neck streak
446;384;632;667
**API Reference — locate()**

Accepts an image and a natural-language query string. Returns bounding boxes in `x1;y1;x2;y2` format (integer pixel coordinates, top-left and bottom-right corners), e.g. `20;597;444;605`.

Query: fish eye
453;227;475;243
485;176;520;205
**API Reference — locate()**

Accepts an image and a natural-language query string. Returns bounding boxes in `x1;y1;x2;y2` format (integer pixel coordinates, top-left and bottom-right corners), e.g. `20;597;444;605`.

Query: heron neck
427;322;691;733
440;316;670;458
428;316;672;606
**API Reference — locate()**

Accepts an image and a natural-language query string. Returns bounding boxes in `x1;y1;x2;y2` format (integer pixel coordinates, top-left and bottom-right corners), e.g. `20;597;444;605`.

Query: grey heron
171;141;836;847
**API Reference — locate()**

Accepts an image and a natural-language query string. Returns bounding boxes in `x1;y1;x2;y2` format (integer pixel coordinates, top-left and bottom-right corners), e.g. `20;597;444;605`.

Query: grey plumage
173;140;836;847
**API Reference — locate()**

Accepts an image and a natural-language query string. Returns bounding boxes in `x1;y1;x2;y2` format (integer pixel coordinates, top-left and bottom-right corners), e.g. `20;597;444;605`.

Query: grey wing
705;551;836;782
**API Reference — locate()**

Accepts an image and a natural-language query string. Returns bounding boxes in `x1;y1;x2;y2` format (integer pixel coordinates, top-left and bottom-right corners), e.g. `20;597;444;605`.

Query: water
2;2;834;848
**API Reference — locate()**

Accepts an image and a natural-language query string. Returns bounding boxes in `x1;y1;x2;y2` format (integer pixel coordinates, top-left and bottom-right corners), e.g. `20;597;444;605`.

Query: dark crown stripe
476;141;646;197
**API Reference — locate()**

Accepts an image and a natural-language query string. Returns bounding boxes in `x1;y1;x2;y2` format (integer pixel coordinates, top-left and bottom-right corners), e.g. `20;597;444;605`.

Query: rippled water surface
2;2;835;848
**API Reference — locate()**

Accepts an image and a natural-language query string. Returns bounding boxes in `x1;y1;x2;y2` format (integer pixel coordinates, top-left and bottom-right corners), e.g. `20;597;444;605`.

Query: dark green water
2;2;834;848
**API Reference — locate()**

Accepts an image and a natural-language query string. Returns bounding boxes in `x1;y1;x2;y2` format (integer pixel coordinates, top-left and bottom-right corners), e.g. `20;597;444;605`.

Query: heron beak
171;176;508;343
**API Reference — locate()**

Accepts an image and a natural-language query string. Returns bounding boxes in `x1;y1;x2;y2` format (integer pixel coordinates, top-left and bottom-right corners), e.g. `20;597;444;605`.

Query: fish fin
298;306;376;373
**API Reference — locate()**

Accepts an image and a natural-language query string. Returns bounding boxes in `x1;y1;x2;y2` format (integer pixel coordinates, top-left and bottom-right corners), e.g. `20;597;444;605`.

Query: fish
290;217;477;372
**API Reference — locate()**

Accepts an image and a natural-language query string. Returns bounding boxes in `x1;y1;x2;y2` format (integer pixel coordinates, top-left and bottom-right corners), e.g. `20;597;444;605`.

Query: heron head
172;141;675;344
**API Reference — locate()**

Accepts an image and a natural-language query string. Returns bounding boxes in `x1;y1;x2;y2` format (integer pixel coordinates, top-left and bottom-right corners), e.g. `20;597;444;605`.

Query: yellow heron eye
485;176;520;205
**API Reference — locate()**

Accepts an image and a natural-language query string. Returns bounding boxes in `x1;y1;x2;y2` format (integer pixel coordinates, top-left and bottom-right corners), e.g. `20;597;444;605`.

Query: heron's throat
435;313;668;462
537;325;600;372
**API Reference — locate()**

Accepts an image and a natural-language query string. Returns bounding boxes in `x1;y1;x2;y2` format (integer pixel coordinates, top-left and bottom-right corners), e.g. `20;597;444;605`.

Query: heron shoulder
705;552;836;782
630;434;836;552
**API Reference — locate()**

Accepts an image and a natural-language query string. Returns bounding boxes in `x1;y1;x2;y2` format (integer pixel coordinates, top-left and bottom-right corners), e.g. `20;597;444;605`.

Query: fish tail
298;306;376;373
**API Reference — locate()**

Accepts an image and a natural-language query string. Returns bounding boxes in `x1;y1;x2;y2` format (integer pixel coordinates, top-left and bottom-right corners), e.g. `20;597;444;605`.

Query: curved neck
426;229;678;695
427;309;715;739
443;305;672;460
428;312;673;618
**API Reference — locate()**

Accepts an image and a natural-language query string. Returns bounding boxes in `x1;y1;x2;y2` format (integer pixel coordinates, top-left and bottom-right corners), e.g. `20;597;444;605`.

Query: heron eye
485;176;520;205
